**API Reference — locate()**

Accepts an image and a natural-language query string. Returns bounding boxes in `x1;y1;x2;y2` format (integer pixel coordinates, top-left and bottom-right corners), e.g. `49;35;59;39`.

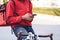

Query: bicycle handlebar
17;32;53;40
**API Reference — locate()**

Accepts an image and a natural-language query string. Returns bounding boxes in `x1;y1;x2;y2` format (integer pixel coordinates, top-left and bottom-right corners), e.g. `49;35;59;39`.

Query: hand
22;13;34;21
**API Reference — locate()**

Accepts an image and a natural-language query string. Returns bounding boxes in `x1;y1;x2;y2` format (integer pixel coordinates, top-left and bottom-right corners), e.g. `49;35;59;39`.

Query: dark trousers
13;25;35;40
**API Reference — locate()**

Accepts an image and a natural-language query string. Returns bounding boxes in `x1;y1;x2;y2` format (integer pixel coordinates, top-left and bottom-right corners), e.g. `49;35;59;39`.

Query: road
32;13;60;25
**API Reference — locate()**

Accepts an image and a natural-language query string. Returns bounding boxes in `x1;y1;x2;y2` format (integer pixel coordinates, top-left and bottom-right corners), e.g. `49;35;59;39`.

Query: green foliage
33;7;60;16
3;0;8;3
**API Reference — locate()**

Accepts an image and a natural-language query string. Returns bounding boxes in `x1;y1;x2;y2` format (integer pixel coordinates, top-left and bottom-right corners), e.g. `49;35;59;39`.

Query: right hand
22;13;34;21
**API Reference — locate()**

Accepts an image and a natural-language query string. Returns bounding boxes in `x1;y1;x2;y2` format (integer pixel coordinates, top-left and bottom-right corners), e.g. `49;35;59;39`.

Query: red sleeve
6;1;22;24
29;2;33;22
29;2;32;14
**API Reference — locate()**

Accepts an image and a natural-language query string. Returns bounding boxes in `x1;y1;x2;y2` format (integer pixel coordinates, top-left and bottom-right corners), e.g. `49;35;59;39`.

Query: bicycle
17;31;53;40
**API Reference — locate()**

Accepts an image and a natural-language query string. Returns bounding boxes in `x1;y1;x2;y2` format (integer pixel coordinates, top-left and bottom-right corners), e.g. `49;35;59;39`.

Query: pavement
32;13;60;25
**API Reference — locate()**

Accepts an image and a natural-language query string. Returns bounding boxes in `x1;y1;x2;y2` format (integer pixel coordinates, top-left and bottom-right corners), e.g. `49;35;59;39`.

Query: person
6;0;35;40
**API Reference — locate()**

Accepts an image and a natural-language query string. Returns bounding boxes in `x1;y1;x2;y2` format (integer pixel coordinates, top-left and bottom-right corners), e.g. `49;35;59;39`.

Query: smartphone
32;14;37;16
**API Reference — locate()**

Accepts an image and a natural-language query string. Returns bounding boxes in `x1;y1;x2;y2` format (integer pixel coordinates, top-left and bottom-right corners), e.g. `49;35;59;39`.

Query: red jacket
6;0;33;28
